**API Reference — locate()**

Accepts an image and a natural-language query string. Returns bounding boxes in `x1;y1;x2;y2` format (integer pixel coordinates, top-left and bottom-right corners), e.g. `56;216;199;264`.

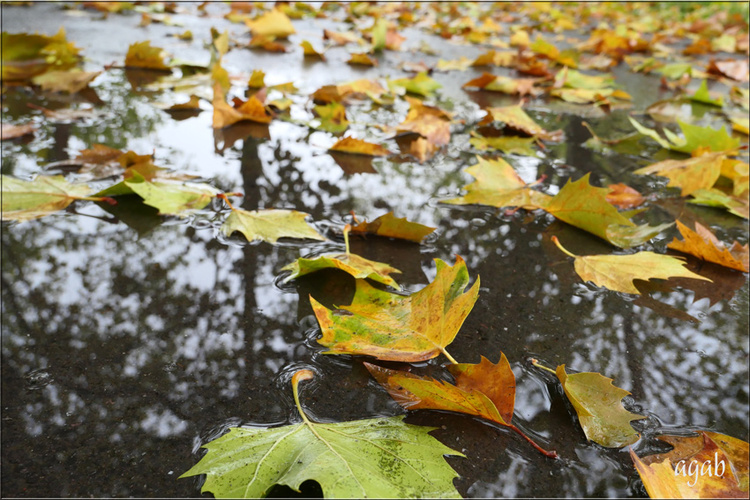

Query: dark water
2;3;748;498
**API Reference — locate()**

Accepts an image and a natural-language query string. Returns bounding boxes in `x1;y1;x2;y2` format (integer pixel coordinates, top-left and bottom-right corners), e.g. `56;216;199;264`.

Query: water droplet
25;368;53;391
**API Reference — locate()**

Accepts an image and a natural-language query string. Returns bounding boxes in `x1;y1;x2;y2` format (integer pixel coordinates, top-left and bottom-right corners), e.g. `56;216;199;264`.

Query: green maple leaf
221;208;325;244
283;252;402;290
629;117;739;154
180;370;463;499
388;72;442;97
1;174;96;221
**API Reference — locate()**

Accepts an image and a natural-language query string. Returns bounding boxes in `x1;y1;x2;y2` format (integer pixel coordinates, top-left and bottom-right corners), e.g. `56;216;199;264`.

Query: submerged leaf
221;208;325;244
555;364;646;448
310;256;479;362
1;174;94;221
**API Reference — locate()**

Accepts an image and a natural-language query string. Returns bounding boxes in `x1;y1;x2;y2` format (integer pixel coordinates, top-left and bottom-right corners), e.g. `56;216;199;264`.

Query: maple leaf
396;134;438;163
365;355;558;458
533;360;646;448
220;199;324;245
1;29;81;81
323;29;364;46
469;132;538;156
31;70;100;94
462;73;543;96
388;72;442;97
667;220;749;272
554;67;614;90
313;102;349;134
124;41;170;71
310;256;479;362
629;117;740;154
284;252;402;290
442;155;550;209
396;96;451;146
690;80;724;107
552;236;711;295
707;58;749;82
550;88;632;105
300;40;325;60
606;183;644;209
471;50;515;68
349;212;436;243
631;431;749;498
181;370;463;498
483;105;563;142
347;52;378;66
688;188;749;219
544;174;669;248
1;174;104;221
212;84;272;128
328;137;391;156
634;151;725;196
244;8;295;38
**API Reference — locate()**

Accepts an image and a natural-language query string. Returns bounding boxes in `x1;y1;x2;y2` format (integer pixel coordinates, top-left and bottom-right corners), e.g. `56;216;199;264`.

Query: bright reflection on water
2;2;748;498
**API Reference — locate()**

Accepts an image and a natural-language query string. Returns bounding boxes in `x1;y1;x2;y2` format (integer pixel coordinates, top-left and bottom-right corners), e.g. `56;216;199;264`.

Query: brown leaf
212;84;272;128
606;183;644;209
396;96;451;146
1;123;36;141
707;58;749;82
328;137;392;156
667;220;749;272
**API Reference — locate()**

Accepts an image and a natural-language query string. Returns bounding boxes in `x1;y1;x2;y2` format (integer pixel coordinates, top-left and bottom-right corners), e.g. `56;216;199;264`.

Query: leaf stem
216;193;235;210
551;236;577;258
441;348;459;365
507;423;558;459
80;195;118;205
530;358;557;375
343;223;351;255
292;369;316;425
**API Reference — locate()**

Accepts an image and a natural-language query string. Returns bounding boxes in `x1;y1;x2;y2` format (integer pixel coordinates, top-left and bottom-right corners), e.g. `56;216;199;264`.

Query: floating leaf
313;102;349;134
1;28;81;81
690;80;724;107
389;72;441;97
212;84;272;128
124;40;170;70
300;40;325;60
688;188;749;219
667;220;748;272
1;174;96;221
329;137;391;156
550;88;631;104
629;118;740;154
350;212;435;243
469;132;537;156
221;207;325;244
552;236;711;295
365;354;557;457
181;370;462;498
555;67;614;89
284;253;401;290
113;172;219;216
484;105;563;141
634;151;725;196
31;69;100;93
244;8;295;38
545;174;667;248
462;73;542;96
396;96;451;146
442;156;550;209
310;256;479;362
606;183;644;209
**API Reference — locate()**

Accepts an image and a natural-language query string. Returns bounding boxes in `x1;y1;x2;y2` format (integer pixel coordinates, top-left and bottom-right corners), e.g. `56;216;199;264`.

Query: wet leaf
284;253;401;290
181;371;462;498
328;137;391;157
1;123;36;141
555;67;613;90
212;84;272;128
631;432;749;498
472;50;515;68
551;88;632;105
667;220;749;272
1;174;95;221
545;174;667;248
690;80;724;107
113;172;220;216
442;155;550;209
396;96;451;146
31;69;100;93
462;73;543;96
469;132;538;156
124;40;170;71
634;151;725;196
389;72;442;97
629;118;740;154
300;40;325;60
707;58;749;82
688;188;749;219
244;8;295;39
484;105;563;141
350;212;435;243
328;152;377;175
347;52;377;66
396;134;438;163
313;102;349;134
221;208;324;244
1;28;81;80
552;236;711;295
729;115;749;135
606;183;644;209
323;29;363;46
310;256;479;362
554;364;646;447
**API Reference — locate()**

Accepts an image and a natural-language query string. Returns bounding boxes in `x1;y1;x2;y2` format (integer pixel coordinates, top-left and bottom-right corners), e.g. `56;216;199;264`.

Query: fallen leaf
606;183;644;209
244;8;295;38
707;58;749;82
1;123;36;141
323;29;363;46
553;363;646;447
389;72;442;97
442;155;550;209
690;80;724;107
471;50;515;67
545;174;668;248
484;105;563;141
396;134;438;163
550;88;632;105
667;220;748;272
629;117;740;154
347;52;378;66
689;188;749;219
313;102;349;134
180;370;462;498
221;207;325;244
469;132;538;156
1;174;96;221
328;137;391;156
283;252;401;290
31;69;100;93
552;236;711;295
555;67;614;90
462;73;543;96
248;35;287;53
247;69;265;89
328;152;377;175
634;151;725;196
365;355;557;457
310;256;479;362
300;40;325;60
212;84;272;128
349;212;435;243
124;40;170;71
1;28;81;81
396;96;451;146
